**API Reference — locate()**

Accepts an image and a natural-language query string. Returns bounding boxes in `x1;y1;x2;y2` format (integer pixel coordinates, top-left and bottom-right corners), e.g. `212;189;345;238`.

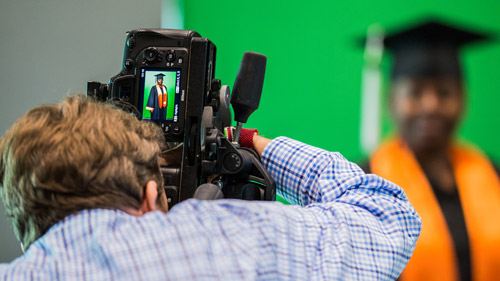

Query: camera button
127;37;135;49
224;153;242;172
178;57;184;64
124;59;134;69
173;125;180;134
166;50;176;62
144;47;159;63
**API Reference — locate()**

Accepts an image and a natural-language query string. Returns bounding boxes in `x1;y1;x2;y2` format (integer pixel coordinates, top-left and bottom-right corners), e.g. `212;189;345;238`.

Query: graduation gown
146;84;168;120
365;137;500;281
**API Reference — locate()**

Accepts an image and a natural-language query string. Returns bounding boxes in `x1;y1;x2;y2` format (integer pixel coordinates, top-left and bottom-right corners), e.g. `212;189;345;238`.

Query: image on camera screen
140;68;181;122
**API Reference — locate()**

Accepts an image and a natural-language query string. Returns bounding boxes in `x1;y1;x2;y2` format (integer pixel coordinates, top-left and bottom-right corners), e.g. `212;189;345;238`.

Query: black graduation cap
155;73;165;80
384;19;492;79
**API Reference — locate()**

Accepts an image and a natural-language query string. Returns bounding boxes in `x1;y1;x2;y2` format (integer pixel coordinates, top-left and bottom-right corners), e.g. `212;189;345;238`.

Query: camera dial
143;47;159;63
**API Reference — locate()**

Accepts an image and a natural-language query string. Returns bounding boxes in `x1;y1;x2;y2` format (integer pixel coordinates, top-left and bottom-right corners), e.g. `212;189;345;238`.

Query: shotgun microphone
230;52;267;143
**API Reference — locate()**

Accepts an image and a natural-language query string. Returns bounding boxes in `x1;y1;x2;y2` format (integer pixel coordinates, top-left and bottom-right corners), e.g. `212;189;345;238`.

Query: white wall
0;0;162;262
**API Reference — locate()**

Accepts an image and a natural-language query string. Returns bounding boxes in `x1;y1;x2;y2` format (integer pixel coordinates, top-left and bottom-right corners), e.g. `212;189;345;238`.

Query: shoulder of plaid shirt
0;137;421;281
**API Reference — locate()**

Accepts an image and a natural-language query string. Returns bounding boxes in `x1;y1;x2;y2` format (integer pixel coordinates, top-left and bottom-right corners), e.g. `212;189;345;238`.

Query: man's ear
140;180;159;214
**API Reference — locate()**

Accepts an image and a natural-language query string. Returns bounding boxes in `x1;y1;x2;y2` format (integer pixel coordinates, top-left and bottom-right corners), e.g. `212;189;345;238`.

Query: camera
88;29;276;209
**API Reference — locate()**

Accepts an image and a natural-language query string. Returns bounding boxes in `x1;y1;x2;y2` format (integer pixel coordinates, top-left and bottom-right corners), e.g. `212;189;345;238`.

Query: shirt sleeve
146;87;156;111
258;136;421;280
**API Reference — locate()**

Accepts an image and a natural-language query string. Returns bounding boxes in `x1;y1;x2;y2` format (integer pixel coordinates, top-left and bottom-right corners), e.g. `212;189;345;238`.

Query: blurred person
360;19;500;281
0;95;420;280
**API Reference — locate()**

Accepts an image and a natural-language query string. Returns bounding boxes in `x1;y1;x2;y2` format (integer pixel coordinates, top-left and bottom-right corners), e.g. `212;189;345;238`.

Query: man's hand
253;135;271;157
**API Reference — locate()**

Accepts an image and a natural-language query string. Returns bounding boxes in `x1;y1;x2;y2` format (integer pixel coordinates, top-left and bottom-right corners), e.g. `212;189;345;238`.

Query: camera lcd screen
139;68;181;122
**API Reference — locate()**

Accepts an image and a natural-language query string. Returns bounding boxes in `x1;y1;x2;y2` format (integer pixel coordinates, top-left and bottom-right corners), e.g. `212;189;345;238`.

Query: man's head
155;73;165;85
390;76;464;154
383;19;491;153
0;95;168;250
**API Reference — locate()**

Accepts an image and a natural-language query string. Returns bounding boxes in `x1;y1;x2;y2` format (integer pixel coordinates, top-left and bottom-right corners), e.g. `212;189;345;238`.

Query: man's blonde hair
0;95;166;249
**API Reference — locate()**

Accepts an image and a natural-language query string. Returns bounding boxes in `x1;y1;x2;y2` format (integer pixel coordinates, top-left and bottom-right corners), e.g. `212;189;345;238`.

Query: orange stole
157;85;167;109
370;138;500;281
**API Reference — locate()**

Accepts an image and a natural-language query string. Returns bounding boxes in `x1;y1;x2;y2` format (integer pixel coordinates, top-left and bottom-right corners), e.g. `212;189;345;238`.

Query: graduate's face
157;78;163;85
390;76;464;153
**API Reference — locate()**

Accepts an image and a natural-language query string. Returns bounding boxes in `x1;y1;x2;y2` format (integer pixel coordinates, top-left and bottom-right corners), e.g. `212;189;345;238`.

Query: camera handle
199;127;276;201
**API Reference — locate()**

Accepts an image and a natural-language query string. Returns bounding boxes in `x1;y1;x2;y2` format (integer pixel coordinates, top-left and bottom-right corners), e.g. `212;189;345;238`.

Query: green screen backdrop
183;0;500;164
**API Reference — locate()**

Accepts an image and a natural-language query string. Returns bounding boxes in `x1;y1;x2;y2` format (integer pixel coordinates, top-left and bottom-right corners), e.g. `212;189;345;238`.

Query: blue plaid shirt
0;137;421;280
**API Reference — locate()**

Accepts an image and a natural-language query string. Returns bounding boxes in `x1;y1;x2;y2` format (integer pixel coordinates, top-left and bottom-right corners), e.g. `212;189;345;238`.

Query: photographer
0;95;421;280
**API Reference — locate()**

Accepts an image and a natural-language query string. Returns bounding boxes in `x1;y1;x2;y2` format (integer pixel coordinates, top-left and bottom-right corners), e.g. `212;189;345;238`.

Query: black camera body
88;29;275;208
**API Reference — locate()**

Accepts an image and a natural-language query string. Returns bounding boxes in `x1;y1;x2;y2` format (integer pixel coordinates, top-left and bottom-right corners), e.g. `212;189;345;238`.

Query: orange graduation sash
371;138;500;281
157;85;167;109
